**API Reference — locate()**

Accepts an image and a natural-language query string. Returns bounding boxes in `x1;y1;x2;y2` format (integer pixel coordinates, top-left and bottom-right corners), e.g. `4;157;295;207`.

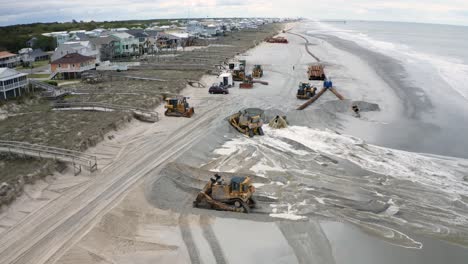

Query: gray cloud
0;0;467;26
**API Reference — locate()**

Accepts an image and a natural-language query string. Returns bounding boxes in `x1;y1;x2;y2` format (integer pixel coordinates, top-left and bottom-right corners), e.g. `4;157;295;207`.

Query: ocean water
316;21;468;102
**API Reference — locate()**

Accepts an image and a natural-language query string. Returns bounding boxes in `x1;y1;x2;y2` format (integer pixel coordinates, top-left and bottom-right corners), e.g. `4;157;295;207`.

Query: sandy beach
1;21;468;264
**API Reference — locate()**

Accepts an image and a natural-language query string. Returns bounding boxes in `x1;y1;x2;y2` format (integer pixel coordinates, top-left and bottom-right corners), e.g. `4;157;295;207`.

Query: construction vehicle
265;37;288;44
229;108;265;137
269;115;288;129
297;78;345;110
232;60;246;81
164;97;194;118
193;174;256;213
239;74;254;88
308;64;326;80
239;75;269;89
252;64;263;78
296;82;317;99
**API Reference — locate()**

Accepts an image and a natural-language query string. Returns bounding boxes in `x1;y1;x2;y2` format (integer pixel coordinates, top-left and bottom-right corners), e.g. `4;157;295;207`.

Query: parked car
209;83;229;94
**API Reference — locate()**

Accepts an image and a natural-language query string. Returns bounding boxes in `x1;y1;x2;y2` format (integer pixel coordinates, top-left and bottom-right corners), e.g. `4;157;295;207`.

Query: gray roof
90;36;119;46
126;29;148;38
71;32;90;41
0;68;27;80
30;49;49;58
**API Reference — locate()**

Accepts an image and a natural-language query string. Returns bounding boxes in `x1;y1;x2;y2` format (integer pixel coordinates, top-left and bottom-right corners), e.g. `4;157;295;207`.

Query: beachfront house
89;36;119;61
50;53;96;80
0;68;28;100
110;32;139;57
0;51;21;68
156;32;180;49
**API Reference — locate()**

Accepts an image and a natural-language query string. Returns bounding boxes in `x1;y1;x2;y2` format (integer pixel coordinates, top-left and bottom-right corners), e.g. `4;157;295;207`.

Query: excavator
193;174;256;213
164;97;194;118
228;108;265;137
296;82;317;99
252;64;263;78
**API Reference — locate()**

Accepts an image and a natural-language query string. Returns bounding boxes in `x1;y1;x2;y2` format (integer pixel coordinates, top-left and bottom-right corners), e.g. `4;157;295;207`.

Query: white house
0;68;28;100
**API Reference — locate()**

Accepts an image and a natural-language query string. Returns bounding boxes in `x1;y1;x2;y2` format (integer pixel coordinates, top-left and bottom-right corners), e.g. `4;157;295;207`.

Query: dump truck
252;64;263;78
229;108;265;137
308;64;326;80
296;82;317;99
164;97;194;118
193;174;256;213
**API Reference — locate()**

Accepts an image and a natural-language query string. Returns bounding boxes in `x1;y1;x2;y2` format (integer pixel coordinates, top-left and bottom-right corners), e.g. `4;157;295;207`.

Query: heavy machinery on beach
308;64;326;80
269;115;288;129
229;108;265;137
296;82;317;99
193;174;256;213
164;97;195;117
252;64;263;78
239;75;269;89
231;60;246;81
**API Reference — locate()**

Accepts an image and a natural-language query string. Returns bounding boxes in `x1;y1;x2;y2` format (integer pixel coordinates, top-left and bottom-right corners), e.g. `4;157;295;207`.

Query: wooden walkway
29;80;71;99
0;140;97;175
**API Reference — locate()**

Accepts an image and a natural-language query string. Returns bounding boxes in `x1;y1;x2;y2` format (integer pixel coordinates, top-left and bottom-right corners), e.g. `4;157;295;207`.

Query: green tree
33;35;56;51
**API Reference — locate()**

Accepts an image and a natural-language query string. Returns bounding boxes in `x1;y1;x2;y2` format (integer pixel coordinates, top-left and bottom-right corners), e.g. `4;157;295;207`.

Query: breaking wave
205;126;468;248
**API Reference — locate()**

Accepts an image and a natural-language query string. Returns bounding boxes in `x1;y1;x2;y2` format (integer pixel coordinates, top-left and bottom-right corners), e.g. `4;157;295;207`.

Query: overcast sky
1;0;468;26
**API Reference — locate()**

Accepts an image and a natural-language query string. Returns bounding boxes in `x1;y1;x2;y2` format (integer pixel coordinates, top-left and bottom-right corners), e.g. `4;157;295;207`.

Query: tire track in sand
179;214;201;264
199;215;227;264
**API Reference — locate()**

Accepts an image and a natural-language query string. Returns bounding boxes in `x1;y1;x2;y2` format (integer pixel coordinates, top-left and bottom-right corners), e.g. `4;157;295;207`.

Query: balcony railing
0;80;28;91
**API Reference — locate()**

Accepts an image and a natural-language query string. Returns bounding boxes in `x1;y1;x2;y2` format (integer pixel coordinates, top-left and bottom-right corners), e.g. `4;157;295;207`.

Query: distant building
110;32;139;57
89;35;119;61
0;68;28;100
50;53;96;80
0;51;21;68
187;20;204;36
47;32;70;46
156;32;180;49
26;37;38;48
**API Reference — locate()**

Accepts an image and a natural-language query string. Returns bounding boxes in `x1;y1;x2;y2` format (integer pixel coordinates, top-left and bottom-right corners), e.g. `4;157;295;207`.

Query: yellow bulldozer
296;82;317;99
228;108;265;137
164;97;194;118
252;64;263;78
232;60;246;81
193;174;256;213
